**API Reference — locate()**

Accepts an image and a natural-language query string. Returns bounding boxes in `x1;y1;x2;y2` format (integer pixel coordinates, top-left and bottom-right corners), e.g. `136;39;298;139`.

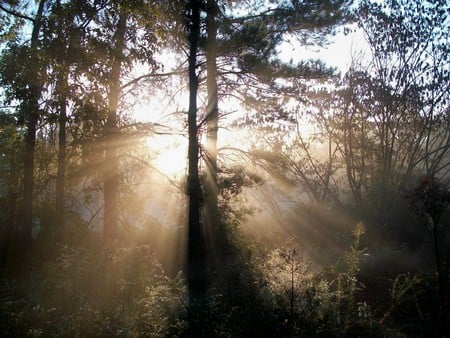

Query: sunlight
126;84;188;180
145;135;187;179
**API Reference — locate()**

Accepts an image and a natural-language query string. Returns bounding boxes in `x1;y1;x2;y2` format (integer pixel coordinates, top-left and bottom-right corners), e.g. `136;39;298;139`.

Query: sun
146;135;187;180
128;92;189;180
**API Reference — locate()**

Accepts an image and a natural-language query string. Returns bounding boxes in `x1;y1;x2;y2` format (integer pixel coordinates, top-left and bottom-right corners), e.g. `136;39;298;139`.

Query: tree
64;0;166;243
0;0;48;259
102;4;128;244
357;0;450;196
258;0;449;209
20;0;47;259
186;0;208;304
412;175;449;334
319;0;450;209
203;0;351;243
44;0;94;236
0;112;23;266
204;0;224;280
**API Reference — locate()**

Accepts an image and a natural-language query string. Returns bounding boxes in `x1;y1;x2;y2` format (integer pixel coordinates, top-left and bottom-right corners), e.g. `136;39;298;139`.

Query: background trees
0;0;48;260
251;0;448;240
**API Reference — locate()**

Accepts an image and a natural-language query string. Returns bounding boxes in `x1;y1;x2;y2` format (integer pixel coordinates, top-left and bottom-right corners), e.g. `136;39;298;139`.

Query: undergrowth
0;223;437;337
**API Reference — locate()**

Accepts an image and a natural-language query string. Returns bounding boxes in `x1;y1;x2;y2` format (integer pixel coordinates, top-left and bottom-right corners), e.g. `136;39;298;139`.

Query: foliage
0;214;446;337
0;232;187;337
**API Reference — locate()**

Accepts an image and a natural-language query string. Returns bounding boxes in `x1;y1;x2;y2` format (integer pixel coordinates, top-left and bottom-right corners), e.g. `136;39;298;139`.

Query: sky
278;26;368;74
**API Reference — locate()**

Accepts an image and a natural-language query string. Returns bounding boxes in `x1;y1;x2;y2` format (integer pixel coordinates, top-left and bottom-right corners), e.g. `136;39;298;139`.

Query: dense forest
0;0;449;337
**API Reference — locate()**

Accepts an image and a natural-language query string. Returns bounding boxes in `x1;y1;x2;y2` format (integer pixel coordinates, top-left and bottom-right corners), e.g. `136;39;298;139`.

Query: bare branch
120;69;186;91
0;4;33;22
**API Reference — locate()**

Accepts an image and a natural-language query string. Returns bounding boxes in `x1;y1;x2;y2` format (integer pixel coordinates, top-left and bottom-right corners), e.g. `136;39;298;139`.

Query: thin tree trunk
21;0;46;259
205;0;230;285
55;70;67;235
205;0;218;203
186;0;207;304
55;0;68;239
22;110;37;255
103;8;127;244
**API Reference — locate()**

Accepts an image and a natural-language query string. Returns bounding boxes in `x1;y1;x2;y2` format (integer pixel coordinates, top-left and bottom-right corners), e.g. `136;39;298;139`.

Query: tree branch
120;69;186;91
0;4;34;22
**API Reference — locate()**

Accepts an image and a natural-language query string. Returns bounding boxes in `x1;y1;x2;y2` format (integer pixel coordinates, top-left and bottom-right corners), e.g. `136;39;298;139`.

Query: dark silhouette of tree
204;0;225;284
412;175;450;334
0;0;48;260
44;0;87;237
186;0;208;305
0;113;22;267
103;5;128;244
20;0;47;260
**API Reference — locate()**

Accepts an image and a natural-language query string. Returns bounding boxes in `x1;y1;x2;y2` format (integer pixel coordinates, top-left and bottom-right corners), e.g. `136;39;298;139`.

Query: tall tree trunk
22;108;37;256
186;0;207;304
55;70;67;235
205;0;225;277
55;0;68;239
103;8;127;244
205;0;218;196
22;0;46;259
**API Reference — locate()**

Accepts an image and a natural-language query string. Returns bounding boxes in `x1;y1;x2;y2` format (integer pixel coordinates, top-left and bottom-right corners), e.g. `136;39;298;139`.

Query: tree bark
54;0;69;238
205;0;228;281
55;70;67;234
186;0;208;304
103;7;127;244
21;0;46;259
